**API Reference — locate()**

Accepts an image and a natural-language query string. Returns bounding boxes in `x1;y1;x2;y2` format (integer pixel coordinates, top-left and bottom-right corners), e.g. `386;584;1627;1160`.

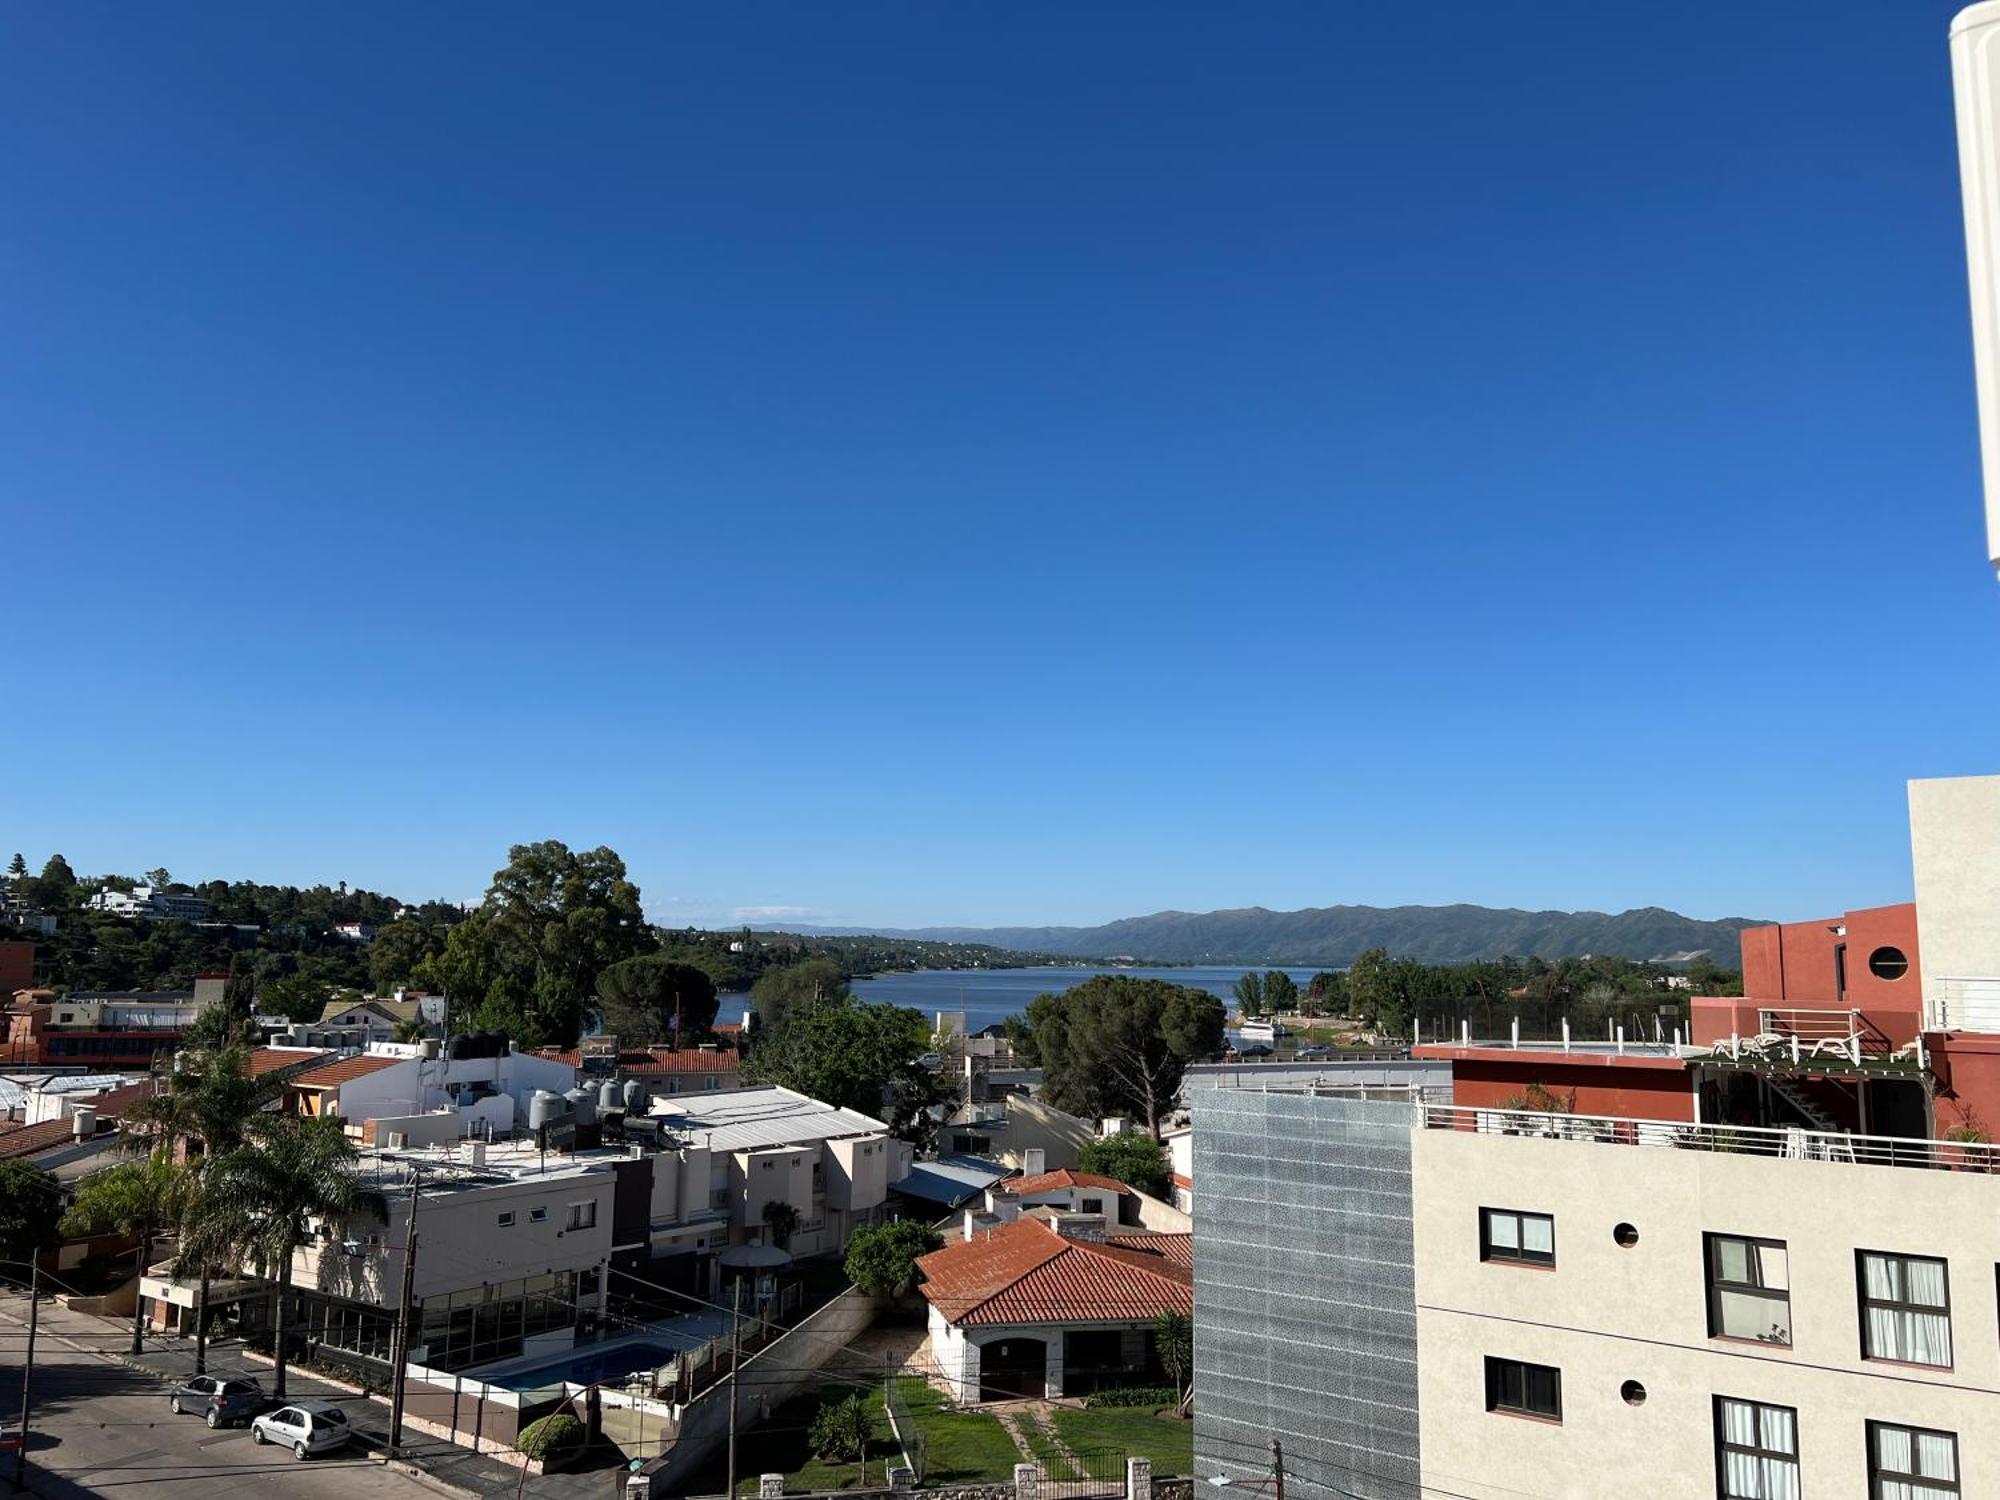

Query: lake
718;964;1324;1034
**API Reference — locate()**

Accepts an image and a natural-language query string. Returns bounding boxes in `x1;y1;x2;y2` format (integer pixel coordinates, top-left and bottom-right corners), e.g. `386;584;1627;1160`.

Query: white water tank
527;1090;571;1132
71;1106;96;1139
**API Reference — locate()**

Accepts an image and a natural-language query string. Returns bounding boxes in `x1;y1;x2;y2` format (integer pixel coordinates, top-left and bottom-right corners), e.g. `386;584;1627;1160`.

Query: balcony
1418;1102;2000;1174
1927;977;2000;1033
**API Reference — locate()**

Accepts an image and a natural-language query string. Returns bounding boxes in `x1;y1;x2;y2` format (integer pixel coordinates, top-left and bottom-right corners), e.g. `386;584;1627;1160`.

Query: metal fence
1038;1447;1127;1500
1418;1102;2000;1172
883;1377;928;1483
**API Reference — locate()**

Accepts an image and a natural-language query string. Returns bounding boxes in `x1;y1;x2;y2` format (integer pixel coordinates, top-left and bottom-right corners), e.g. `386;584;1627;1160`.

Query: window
529;1207;548;1224
1706;1235;1791;1346
566;1202;597;1231
1480;1208;1554;1266
1483;1356;1560;1420
1869;946;1911;982
1081;1198;1104;1214
1715;1397;1799;1500
1869;1422;1959;1499
1859;1251;1952;1367
497;1211;516;1228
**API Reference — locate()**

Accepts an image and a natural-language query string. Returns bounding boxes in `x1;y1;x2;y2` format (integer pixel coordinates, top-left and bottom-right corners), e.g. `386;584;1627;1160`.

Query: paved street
0;1292;452;1499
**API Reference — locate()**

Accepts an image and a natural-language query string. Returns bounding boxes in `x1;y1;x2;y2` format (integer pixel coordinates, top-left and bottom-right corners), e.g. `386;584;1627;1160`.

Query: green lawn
682;1378;1020;1496
1052;1405;1195;1478
1019;1409;1075;1479
891;1377;1024;1483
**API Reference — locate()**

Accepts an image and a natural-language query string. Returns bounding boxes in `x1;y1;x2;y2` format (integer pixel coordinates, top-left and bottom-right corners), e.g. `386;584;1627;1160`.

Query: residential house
919;1211;1191;1403
85;885;211;922
283;1040;576;1138
4;974;228;1068
943;1092;1096;1172
534;1042;744;1097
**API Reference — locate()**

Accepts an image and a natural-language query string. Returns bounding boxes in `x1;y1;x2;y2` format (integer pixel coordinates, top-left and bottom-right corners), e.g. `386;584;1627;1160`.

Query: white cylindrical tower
1951;3;2000;575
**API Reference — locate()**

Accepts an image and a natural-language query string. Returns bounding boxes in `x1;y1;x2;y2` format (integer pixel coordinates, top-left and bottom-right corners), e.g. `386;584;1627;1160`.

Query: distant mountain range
767;903;1767;967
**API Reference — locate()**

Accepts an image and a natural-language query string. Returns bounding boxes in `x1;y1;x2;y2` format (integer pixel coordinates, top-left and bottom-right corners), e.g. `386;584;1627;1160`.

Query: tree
1077;1134;1170;1198
809;1391;872;1469
597;955;719;1045
1154;1311;1192;1399
38;854;76;890
61;1156;187;1355
1231;971;1264;1019
844;1220;944;1298
1344;948;1402;1034
1262;970;1299;1013
762;1200;801;1250
6;853;25;880
367;918;447;993
744;998;943;1142
143;868;173;891
180;1115;385;1397
257;972;332;1024
124;1044;298;1374
1025;977;1225;1137
0;1159;61;1267
481;840;648;1045
750;958;849;1030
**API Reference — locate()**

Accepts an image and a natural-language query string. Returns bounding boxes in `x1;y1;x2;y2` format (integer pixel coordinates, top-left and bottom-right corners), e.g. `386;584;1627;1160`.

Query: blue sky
4;2;1996;929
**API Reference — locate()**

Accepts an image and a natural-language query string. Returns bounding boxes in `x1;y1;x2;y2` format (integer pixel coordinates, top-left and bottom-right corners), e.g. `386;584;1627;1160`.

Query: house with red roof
531;1042;743;1096
917;1211;1192;1403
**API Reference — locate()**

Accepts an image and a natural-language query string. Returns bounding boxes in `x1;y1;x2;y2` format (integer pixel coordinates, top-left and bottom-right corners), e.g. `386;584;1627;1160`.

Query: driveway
0;1293;448;1499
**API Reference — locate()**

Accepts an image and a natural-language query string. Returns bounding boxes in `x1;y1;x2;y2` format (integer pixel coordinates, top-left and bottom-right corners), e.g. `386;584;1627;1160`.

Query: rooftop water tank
527;1090;572;1132
598;1079;624;1113
565;1087;597;1127
622;1079;649;1113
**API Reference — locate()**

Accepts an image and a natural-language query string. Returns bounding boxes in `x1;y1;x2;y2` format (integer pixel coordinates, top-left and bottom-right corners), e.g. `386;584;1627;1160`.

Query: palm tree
60;1156;189;1356
123;1045;294;1373
181;1114;385;1397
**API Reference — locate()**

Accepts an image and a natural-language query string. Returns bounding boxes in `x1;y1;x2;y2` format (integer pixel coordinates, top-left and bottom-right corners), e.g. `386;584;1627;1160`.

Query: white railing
1929;977;2000;1034
1417;1102;2000;1173
1757;1007;1860;1043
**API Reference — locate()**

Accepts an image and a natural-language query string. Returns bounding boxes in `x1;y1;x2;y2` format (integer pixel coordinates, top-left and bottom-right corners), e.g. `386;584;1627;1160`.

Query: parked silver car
249;1399;353;1459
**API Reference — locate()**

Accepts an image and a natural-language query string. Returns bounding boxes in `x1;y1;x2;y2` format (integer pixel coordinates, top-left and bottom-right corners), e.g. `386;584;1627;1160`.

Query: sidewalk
1;1291;634;1500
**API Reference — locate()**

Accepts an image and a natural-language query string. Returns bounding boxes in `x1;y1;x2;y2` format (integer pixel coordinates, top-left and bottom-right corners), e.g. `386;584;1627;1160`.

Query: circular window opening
1869;946;1910;982
1621;1380;1647;1407
1613;1222;1639;1248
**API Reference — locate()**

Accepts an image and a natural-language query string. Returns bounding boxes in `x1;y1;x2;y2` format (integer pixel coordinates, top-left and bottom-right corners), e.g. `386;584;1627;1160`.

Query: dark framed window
1868;1421;1959;1499
1706;1234;1791;1346
1480;1207;1554;1266
1858;1251;1952;1367
1483;1356;1560;1421
1714;1396;1799;1500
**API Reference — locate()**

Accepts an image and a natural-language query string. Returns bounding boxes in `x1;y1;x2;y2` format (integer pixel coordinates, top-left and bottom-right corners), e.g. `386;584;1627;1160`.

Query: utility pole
13;1262;39;1493
1270;1440;1284;1500
724;1278;743;1499
387;1171;422;1455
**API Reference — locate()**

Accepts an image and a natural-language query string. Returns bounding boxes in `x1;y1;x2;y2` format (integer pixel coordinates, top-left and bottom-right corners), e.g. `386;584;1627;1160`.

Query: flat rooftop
648;1085;886;1151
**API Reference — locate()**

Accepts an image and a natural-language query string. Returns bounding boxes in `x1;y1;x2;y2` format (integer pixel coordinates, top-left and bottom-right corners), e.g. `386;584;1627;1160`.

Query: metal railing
1929;977;2000;1034
1417;1102;2000;1173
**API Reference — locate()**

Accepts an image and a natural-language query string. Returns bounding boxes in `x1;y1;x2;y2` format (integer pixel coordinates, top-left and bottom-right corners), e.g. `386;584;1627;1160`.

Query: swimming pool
486;1338;680;1391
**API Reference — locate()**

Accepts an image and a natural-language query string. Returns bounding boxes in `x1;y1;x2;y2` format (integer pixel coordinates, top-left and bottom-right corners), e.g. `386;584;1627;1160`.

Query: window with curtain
1869;1422;1959;1500
1714;1396;1800;1500
1480;1207;1555;1266
1858;1251;1952;1367
1706;1234;1791;1345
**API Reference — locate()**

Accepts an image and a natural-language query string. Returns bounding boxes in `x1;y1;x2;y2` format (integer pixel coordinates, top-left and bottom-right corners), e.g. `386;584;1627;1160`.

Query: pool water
489;1339;678;1391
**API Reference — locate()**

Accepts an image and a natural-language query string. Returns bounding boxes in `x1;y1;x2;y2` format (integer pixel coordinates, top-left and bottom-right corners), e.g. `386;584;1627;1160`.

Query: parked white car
249;1399;353;1459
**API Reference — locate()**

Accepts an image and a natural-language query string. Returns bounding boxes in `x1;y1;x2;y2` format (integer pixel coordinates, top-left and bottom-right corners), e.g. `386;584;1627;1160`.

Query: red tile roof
248;1047;330;1077
0;1117;87;1160
1108;1231;1194;1272
87;1082;161;1119
917;1218;1191;1327
288;1053;406;1089
1001;1169;1131;1198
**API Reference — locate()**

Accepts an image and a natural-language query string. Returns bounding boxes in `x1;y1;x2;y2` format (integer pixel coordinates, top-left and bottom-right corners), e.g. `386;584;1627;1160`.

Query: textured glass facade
1192;1090;1420;1500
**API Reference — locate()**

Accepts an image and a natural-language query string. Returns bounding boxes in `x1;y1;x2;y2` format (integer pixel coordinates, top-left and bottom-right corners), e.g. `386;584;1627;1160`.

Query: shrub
517;1412;586;1467
809;1392;872;1462
1084;1386;1177;1409
1076;1134;1169;1197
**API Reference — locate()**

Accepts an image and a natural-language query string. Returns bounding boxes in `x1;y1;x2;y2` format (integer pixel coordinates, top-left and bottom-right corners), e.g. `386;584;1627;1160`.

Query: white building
284;1040;577;1138
85;885;211;922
